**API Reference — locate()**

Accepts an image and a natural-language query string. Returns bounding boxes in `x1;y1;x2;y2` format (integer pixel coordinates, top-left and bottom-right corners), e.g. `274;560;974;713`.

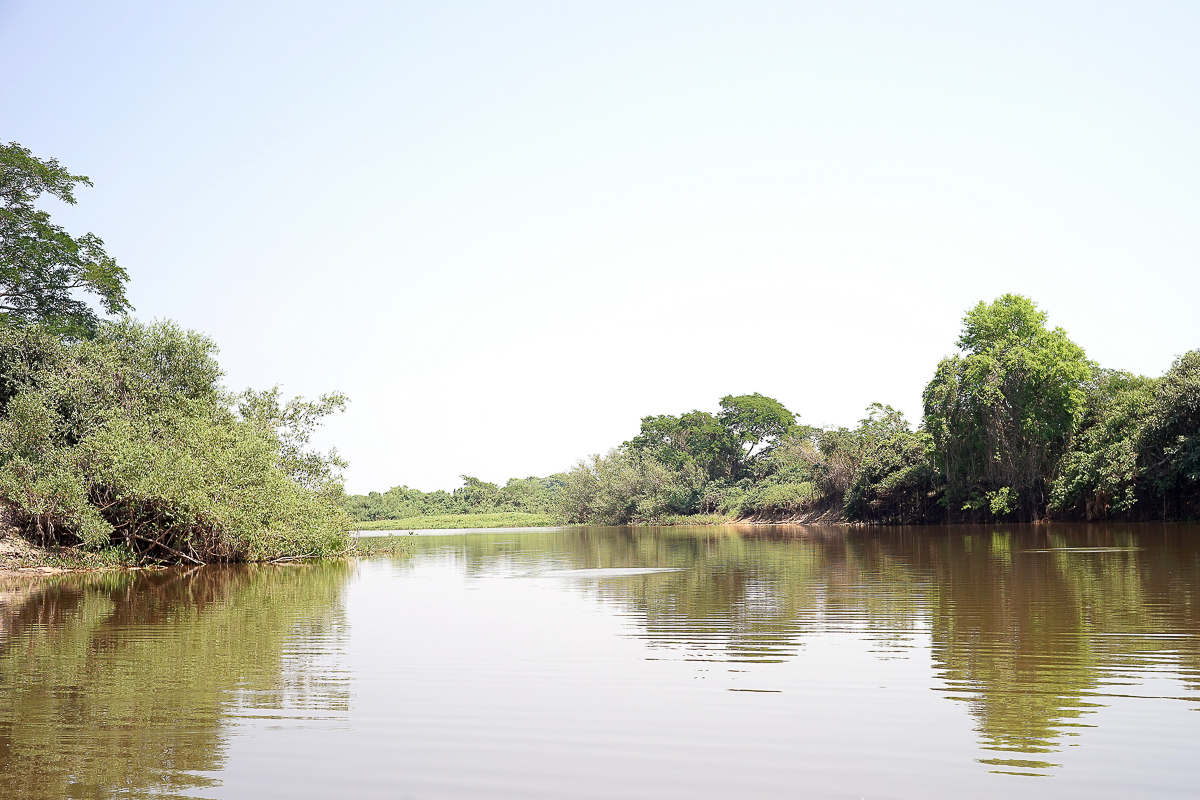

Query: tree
718;393;797;478
627;410;735;480
0;142;131;336
555;448;694;524
1140;350;1200;517
923;295;1090;521
236;386;349;494
626;393;799;483
453;475;501;511
1049;369;1156;520
839;404;940;523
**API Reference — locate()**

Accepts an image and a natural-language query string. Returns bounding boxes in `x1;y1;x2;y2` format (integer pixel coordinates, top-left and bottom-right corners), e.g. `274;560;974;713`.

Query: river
1;523;1198;798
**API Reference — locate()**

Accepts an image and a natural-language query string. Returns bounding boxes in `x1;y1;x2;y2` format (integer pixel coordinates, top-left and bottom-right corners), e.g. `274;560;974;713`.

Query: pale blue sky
2;1;1197;492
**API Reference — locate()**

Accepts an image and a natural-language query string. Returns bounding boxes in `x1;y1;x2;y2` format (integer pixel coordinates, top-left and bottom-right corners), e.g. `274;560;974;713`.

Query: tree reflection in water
0;562;353;800
419;524;1200;770
5;525;1195;795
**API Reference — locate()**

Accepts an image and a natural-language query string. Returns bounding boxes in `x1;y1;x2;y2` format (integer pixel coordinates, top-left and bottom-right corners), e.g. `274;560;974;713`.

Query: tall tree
718;393;797;478
923;295;1090;521
0;142;131;336
627;410;735;480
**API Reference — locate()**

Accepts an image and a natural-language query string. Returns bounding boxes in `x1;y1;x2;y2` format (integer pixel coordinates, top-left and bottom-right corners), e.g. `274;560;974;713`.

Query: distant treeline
347;475;564;521
352;294;1198;527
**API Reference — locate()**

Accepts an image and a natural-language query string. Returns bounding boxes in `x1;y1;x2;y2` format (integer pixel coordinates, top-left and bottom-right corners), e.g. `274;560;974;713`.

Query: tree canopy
1139;350;1200;513
0;144;356;564
718;393;797;476
625;393;798;483
344;474;565;521
627;410;733;479
0;142;131;336
553;296;1196;526
923;294;1091;520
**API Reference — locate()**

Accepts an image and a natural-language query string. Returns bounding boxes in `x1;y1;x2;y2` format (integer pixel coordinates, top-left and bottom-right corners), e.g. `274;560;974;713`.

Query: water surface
1;524;1198;798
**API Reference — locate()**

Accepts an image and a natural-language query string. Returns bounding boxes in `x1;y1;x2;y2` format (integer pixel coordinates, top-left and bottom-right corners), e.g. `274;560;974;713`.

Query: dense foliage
0;321;351;562
923;295;1091;521
1050;352;1200;520
0;143;350;563
554;399;943;525
545;295;1197;525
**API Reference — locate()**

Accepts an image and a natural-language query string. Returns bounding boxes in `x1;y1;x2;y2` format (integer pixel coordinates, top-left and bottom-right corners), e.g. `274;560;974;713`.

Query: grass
354;512;561;531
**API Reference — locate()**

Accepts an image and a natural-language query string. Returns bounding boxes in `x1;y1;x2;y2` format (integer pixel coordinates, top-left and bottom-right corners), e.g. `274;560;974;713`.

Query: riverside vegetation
6;145;1195;555
553;295;1198;525
348;476;564;530
351;296;1198;528
0;142;351;566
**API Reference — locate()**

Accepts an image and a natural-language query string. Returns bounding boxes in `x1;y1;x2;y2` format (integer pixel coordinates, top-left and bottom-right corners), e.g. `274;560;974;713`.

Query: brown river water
1;523;1198;799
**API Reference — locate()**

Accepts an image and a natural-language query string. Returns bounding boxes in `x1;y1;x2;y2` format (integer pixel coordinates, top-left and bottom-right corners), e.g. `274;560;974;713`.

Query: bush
555;448;704;524
728;480;816;517
0;321;350;562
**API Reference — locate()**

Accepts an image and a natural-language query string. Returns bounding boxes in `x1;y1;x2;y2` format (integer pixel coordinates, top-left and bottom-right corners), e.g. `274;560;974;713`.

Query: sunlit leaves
0;321;350;562
923;295;1091;520
0;142;131;336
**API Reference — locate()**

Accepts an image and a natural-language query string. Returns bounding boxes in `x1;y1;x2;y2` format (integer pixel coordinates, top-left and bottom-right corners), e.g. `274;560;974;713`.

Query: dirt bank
0;533;77;575
737;502;849;525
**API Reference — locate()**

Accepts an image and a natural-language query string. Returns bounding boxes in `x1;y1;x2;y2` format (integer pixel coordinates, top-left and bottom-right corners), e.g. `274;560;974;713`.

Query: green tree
627;410;735;480
237;387;348;494
627;394;798;483
344;474;567;521
556;448;702;524
0;320;349;562
718;393;797;478
1140;350;1200;517
0;143;131;336
923;295;1090;521
453;475;501;511
840;404;941;523
1049;369;1156;519
497;475;564;513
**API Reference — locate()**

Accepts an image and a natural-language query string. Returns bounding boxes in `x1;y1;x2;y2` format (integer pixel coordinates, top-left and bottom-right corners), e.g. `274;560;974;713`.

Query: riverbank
1;536;109;575
355;511;812;529
354;510;852;530
0;527;411;575
356;512;559;530
0;528;144;575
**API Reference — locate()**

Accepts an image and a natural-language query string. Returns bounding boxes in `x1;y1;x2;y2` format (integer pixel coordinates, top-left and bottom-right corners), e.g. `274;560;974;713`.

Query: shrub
555;448;704;524
729;480;816;517
0;321;350;562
